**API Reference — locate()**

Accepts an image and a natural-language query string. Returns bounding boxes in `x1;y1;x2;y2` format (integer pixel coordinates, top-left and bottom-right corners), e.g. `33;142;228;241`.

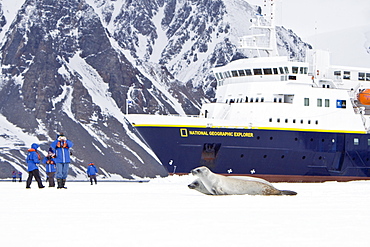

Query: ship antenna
239;0;279;57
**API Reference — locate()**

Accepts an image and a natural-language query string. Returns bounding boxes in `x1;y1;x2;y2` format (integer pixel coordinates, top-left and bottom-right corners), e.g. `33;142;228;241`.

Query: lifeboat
358;89;370;105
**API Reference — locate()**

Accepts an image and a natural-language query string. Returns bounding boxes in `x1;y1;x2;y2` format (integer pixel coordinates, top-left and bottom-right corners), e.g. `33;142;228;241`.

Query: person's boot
57;178;63;189
62;179;67;189
49;179;55;187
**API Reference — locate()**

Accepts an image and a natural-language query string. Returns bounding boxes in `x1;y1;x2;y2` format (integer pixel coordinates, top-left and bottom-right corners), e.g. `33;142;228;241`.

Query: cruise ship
128;0;370;181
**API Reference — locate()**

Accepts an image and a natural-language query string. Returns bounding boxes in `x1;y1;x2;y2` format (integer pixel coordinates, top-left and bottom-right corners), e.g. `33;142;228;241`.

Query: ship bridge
212;57;312;104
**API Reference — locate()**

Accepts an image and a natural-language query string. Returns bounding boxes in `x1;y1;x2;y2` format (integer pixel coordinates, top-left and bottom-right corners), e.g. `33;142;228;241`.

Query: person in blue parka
50;133;74;189
12;170;17;182
87;163;98;185
26;143;45;189
43;148;57;187
17;171;22;182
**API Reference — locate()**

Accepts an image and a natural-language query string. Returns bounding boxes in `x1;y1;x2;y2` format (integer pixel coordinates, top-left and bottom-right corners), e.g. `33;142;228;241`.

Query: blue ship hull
135;126;370;181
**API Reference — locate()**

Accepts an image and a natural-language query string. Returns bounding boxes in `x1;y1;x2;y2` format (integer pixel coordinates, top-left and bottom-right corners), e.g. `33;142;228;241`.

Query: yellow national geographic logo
179;128;253;138
180;128;188;137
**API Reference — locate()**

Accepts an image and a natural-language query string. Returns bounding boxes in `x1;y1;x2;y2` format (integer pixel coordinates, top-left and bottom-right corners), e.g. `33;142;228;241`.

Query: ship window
245;69;252;76
238;70;246;76
354;138;359;145
253;68;263;75
279;98;282;103
261;97;264;102
263;68;273;75
285;119;288;123
366;73;370;81
288;75;296;80
343;71;350;80
368;139;370;146
269;118;272;122
292;66;299;74
300;119;304;124
317;98;322;107
215;73;220;80
325;99;330;107
304;98;309;106
334;71;341;76
293;119;296;123
315;120;319;125
273;98;277;102
231;70;238;77
284;67;289;74
226;71;231;78
277;118;280;123
273;68;279;74
300;67;308;74
279;67;284;74
255;98;259;102
359;72;365;81
250;98;253;102
308;120;311;124
223;72;228;78
245;96;248;102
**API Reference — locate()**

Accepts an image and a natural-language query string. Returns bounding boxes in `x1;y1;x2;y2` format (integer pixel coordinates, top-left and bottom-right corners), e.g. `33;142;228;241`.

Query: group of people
26;133;96;189
26;133;72;189
25;133;98;189
11;170;22;182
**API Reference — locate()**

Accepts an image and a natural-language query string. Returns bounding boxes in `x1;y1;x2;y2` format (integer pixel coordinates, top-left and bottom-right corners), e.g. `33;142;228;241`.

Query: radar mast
239;0;278;57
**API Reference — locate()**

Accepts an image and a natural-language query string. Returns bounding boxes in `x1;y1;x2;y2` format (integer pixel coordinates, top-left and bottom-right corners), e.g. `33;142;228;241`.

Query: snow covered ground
1;175;370;247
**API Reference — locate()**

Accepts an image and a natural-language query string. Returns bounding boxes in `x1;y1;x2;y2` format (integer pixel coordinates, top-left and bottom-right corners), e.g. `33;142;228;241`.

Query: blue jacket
42;157;56;173
87;165;98;176
50;139;74;163
26;143;40;171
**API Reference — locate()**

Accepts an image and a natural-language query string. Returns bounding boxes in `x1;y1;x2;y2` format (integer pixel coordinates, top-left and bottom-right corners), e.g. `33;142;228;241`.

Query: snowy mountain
304;26;370;68
0;0;311;179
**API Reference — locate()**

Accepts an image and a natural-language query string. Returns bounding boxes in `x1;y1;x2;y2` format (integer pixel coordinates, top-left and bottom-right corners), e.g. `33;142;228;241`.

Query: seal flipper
280;190;297;196
211;187;224;195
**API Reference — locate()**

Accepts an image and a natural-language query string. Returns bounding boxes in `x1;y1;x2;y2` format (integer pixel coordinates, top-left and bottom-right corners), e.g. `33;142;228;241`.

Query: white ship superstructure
206;52;370;133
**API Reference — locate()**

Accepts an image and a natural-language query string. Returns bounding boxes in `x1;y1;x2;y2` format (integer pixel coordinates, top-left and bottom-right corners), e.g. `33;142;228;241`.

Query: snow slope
1;175;369;247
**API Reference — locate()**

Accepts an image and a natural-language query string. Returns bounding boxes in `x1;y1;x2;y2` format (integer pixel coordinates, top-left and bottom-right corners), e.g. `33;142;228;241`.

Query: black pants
47;172;56;187
26;169;44;188
89;175;97;184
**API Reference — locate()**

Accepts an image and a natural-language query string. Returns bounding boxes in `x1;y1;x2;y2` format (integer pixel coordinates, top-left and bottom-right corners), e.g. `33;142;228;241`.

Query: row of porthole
240;154;311;159
255;136;368;145
256;136;326;142
269;118;319;125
